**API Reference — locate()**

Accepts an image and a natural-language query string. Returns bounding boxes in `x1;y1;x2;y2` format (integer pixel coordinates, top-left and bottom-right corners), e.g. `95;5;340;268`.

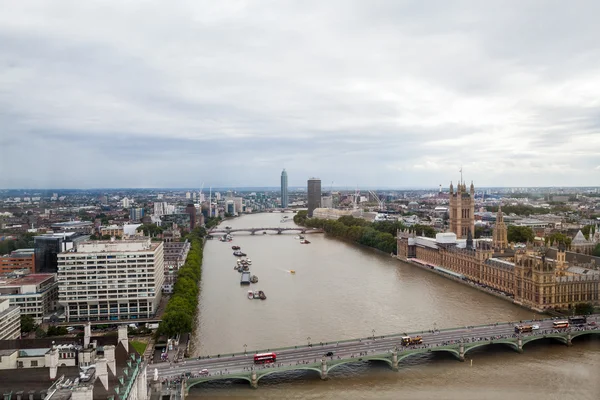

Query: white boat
253;291;260;299
247;290;254;299
246;259;252;264
294;236;301;239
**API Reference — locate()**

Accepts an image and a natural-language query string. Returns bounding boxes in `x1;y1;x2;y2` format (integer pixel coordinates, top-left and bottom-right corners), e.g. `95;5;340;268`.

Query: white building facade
0;298;20;340
57;239;164;322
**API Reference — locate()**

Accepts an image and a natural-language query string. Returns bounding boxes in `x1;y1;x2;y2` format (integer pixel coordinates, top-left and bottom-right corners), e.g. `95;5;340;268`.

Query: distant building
162;240;191;294
50;221;93;234
0;273;58;323
34;233;89;274
185;204;197;230
100;225;123;237
129;207;144;222
321;195;333;209
0;298;20;340
0;249;35;274
57;238;164;322
571;227;599;255
307;178;322;217
492;205;508;250
121;197;131;208
281;169;289;208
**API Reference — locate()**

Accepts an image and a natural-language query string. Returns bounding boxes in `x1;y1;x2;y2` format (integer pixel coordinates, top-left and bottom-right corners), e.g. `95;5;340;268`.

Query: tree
20;315;36;333
574;302;595;316
35;327;47;338
544;232;572;248
507;225;534;243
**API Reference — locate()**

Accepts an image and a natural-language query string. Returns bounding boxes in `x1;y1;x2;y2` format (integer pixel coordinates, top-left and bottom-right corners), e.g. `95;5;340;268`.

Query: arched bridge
209;227;323;235
147;315;600;395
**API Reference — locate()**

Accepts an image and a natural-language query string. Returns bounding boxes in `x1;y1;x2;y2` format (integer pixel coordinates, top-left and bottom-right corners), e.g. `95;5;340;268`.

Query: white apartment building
57;238;164;322
0;298;20;340
0;273;58;324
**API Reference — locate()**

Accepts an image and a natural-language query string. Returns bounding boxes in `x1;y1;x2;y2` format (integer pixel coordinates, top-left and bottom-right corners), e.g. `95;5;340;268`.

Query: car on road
199;369;209;376
532;324;540;330
325;351;334;357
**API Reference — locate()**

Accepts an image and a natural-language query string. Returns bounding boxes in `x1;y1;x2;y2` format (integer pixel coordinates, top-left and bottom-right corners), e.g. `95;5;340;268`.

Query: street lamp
372;329;376;339
307;337;311;347
243;344;247;355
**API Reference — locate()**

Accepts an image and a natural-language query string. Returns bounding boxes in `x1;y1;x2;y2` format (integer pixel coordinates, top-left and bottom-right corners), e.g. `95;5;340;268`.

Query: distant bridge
147;315;600;394
209;227;323;235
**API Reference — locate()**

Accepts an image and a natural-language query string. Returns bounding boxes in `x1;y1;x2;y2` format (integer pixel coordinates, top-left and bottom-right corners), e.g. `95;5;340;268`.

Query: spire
450;181;454;194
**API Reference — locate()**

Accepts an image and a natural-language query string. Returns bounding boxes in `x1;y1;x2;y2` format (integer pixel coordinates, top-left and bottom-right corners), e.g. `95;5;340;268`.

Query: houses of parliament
397;180;600;312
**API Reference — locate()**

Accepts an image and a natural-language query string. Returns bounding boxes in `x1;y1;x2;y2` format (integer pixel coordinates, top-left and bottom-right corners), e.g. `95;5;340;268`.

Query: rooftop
0;273;55;287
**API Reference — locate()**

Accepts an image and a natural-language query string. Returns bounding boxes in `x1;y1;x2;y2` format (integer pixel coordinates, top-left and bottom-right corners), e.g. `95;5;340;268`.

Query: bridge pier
391;350;399;371
517;337;523;353
321;358;328;380
251;370;258;389
567;333;572;347
458;343;465;362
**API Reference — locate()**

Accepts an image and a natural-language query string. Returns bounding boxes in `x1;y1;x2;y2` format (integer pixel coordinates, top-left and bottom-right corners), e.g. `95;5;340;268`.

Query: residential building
154;201;175;216
34;232;89;274
307;178;322;217
129;207;144;222
0;249;35;274
100;225;124;237
0;298;20;340
281;169;289;208
57;238;164;322
162;240;191;293
121;197;131;208
0;273;58;323
0;326;148;399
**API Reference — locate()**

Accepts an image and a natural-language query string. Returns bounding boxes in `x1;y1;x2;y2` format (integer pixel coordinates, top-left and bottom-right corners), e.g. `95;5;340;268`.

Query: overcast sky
1;1;599;189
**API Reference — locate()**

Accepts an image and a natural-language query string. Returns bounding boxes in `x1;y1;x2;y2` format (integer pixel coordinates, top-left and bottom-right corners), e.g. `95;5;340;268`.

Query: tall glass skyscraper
281;169;288;208
307;177;321;217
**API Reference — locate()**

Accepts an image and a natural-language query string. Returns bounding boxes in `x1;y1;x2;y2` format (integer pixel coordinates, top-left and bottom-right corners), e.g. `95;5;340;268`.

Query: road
148;315;599;380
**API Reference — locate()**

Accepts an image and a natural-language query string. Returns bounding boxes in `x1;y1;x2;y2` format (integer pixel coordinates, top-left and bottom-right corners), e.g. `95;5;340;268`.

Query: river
189;212;600;399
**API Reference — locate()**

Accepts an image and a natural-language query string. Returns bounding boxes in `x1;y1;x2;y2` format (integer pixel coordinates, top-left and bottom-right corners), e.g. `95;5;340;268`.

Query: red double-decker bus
254;352;277;364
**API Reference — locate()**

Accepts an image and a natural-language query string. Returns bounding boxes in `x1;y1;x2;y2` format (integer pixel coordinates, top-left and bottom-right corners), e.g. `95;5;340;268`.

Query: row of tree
293;212;436;254
159;227;205;336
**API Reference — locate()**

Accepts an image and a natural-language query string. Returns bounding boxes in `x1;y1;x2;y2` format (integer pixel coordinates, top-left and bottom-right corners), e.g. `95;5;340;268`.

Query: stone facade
448;180;475;239
398;230;600;312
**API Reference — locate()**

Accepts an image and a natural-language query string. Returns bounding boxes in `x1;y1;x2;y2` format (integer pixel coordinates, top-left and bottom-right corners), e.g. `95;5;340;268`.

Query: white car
199;369;209;376
532;324;540;330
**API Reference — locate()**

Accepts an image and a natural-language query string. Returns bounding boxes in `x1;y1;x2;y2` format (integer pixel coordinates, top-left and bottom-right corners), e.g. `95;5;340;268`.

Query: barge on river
240;272;251;285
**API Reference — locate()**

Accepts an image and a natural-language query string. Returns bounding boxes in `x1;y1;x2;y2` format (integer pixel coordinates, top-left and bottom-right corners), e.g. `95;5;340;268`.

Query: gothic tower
449;179;475;239
492;204;508;250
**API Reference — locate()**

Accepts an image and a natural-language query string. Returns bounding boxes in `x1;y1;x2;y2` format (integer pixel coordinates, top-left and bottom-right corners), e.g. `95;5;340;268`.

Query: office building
34;233;89;274
1;249;35;274
281;169;289;208
0;273;58;323
129;207;144;222
57;238;164;322
0;298;20;340
307;178;322;217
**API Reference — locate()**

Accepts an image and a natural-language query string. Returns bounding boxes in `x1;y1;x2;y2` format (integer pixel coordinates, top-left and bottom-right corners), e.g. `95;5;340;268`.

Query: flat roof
0;273;55;287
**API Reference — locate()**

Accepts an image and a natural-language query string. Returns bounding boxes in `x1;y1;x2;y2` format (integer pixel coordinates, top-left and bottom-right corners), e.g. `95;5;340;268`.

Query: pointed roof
572;230;588;244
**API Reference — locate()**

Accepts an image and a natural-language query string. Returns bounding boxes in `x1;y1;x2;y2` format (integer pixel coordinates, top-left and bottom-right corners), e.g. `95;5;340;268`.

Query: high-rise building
129;207;144;222
185;204;197;230
307;178;322;217
492;204;508;250
281;169;289;208
0;299;20;340
57;238;164;322
34;233;89;273
449;180;475;239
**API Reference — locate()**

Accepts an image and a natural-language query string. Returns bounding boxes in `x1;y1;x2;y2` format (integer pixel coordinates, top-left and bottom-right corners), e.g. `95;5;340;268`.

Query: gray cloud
0;0;599;189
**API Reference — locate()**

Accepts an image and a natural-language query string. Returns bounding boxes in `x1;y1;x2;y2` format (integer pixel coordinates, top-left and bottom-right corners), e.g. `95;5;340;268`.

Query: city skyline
1;2;600;189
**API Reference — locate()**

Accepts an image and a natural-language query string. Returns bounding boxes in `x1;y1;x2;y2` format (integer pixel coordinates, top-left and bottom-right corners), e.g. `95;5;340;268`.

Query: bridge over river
148;315;600;394
209;227;323;235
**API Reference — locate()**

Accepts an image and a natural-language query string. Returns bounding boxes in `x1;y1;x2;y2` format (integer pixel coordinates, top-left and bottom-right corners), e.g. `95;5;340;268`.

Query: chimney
45;345;59;380
84;322;91;348
71;384;94;400
104;345;116;375
118;325;129;352
96;358;109;390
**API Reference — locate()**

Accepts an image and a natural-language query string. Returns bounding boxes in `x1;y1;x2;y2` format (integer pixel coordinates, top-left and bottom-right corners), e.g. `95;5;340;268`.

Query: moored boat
232;245;240;250
247;290;254;299
233;250;247;257
253;291;260;299
240;272;251;285
250;275;258;283
290;270;295;274
258;290;266;300
300;239;311;244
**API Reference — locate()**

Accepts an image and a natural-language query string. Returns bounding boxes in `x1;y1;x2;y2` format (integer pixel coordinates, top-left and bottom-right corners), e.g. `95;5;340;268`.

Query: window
31;360;38;367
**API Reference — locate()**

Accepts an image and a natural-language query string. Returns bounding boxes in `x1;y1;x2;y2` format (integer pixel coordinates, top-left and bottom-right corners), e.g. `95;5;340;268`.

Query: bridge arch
187;375;252;391
256;367;321;383
571;331;600;341
327;357;392;373
521;334;568;347
396;349;437;363
463;340;519;356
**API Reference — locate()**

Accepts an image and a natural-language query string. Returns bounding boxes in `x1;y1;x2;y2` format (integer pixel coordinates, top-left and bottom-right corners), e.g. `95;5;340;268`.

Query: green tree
507;225;535;243
20;315;36;333
574;302;594;315
35;327;47;338
593;243;600;257
544;232;572;248
293;210;308;225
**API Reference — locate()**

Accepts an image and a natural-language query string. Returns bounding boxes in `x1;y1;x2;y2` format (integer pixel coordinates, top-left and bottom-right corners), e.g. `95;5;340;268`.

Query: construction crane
369;190;385;211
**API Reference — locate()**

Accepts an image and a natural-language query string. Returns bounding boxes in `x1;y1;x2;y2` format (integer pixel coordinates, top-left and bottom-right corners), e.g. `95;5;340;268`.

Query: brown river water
188;213;600;399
